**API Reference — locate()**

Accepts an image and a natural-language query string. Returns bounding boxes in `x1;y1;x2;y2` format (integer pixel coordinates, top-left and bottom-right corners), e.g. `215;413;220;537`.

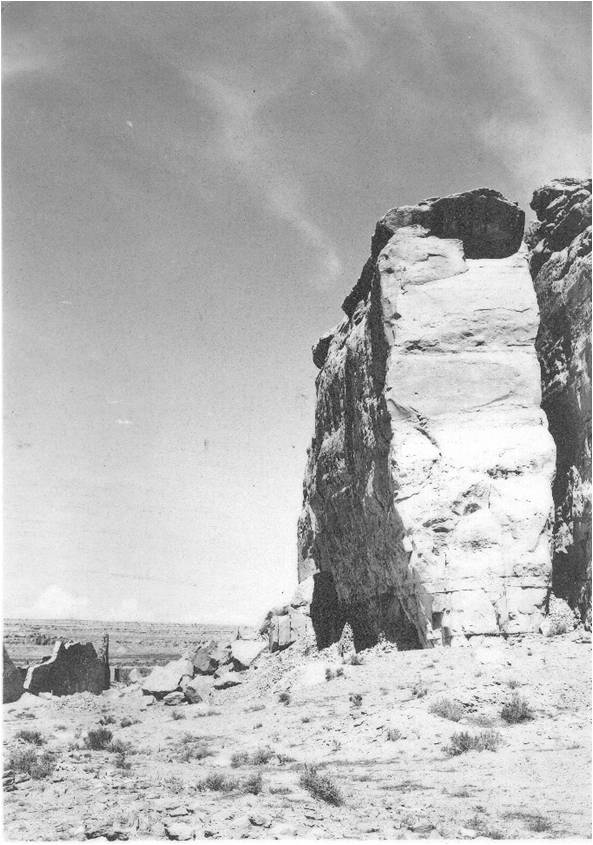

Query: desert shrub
301;715;311;723
243;771;263;794
245;704;265;713
270;785;292;795
196;709;221;718
120;717;139;728
350;693;363;708
8;746;38;775
506;679;520;690
325;668;335;681
171;710;186;721
336;666;344;677
230;750;251;768
429;698;464;722
15;711;36;720
197;772;239;792
55;724;68;732
254;722;263;729
277;752;296;764
162;775;184;792
446;730;502;756
349;653;364;666
107;738;130;755
29;750;57;780
98;714;116;725
231;747;274;767
278;691;291;705
501;693;534;724
114;751;131;771
386;728;403;741
300;765;343;806
412;682;428;699
180;743;213;762
15;729;45;746
84;727;113;750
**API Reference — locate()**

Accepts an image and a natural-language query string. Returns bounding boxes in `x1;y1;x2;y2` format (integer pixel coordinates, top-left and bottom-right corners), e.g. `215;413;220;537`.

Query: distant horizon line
3;615;257;627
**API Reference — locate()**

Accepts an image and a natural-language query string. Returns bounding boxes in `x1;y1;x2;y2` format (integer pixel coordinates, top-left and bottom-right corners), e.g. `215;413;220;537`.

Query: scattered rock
213;672;243;690
163;691;186;706
230;640;267;669
141;657;194;698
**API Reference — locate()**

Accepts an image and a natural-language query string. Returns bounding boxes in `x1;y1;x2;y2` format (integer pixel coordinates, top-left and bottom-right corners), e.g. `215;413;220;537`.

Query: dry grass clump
119;716;140;728
429;698;465;722
230;746;274;767
386;728;403;741
98;714;116;725
412;682;428;699
504;811;552;832
197;772;240;793
500;693;534;724
9;747;57;780
15;729;45;746
245;704;265;713
278;691;291;705
446;730;502;756
349;653;364;666
243;771;264;794
171;710;186;721
114;751;131;771
84;727;113;750
196;709;221;718
107;738;131;755
300;765;344;805
349;693;363;707
177;732;215;763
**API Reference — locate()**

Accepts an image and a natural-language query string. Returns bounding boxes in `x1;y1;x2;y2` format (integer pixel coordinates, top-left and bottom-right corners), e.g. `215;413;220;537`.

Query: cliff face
526;178;592;627
299;189;556;650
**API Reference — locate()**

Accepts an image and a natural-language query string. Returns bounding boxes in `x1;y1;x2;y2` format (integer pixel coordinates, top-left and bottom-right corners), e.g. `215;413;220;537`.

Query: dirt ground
3;631;591;840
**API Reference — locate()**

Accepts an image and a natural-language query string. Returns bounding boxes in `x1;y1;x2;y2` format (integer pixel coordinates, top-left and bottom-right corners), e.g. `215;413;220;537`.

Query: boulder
230;639;266;669
268;610;312;652
191;641;229;675
181;675;212;704
141;657;194;698
213;671;243;690
24;640;109;696
3;647;23;703
163;691;186;706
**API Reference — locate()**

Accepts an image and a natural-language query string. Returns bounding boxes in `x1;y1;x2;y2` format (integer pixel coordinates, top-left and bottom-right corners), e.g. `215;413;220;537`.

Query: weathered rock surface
300;188;555;649
230;639;267;669
192;641;229;675
24;639;109;696
268;610;312;652
3;646;24;703
526;178;592;626
141;656;194;698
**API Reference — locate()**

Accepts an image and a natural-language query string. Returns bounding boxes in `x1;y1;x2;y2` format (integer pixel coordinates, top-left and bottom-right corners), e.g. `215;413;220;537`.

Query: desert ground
3;630;591;841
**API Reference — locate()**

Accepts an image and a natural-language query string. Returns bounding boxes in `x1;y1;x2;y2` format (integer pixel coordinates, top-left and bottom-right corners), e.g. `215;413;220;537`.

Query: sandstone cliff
299;189;557;650
526;178;592;627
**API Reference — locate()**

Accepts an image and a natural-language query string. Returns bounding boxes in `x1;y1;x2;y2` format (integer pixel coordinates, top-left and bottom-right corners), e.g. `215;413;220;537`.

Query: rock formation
299;188;557;650
24;639;110;696
526;178;592;627
3;646;24;703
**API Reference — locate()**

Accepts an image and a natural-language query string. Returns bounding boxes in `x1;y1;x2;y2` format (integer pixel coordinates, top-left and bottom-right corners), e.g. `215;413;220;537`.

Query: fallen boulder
24;640;109;696
141;656;194;698
192;641;230;675
3;647;23;703
268;610;311;653
213;671;243;690
163;691;186;706
230;639;267;669
181;675;212;704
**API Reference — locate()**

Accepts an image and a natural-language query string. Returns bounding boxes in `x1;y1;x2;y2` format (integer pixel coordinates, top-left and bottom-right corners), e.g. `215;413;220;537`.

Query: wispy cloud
315;2;369;72
193;73;343;286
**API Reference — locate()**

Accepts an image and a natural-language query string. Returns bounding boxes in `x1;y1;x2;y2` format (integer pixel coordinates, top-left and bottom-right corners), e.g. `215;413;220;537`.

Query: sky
3;1;591;625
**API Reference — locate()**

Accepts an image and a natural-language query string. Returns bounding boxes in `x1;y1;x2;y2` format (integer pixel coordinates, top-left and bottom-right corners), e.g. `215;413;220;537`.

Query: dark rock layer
3;646;24;703
526;178;592;626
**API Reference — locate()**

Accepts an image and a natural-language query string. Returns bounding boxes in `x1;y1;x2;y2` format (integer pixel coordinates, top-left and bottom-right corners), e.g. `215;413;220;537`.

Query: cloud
193;73;343;287
30;585;89;619
315;3;368;72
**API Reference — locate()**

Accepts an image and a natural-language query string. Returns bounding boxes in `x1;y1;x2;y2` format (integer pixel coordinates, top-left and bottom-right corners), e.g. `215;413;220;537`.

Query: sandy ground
3;632;591;841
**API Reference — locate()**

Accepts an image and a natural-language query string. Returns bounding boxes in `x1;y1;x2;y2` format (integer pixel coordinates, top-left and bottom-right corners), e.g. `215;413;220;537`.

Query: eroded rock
230;639;266;669
526;177;592;626
24;639;109;696
3;646;24;703
300;189;555;649
141;657;194;698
